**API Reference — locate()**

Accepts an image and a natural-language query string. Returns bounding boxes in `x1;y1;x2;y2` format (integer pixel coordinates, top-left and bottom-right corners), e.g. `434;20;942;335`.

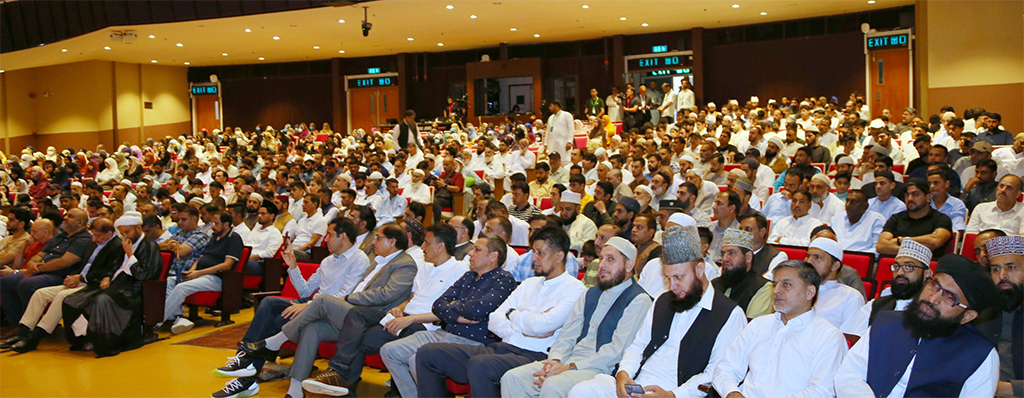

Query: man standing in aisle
546;101;574;166
393;110;423;151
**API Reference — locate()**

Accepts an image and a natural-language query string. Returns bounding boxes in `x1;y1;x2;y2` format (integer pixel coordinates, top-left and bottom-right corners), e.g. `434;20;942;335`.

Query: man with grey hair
607;169;633;202
569;226;747;398
501;236;651;397
714;260;847;397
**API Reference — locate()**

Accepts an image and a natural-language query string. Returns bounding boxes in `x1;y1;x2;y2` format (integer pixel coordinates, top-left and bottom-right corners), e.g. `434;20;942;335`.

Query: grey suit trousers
281;294;355;379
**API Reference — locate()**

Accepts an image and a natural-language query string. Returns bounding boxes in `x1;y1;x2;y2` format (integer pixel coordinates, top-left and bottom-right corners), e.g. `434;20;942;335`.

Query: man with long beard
559;191;597;253
834;255;1001;397
841;238;933;340
500;236;651;397
568;226;747;398
977;236;1024;397
711;229;774;319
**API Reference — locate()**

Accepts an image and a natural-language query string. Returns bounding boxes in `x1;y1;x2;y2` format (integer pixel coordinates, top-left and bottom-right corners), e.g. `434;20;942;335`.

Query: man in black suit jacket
5;218;124;353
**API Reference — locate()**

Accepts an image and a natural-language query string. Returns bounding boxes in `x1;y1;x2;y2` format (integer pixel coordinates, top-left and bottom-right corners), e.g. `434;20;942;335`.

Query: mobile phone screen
625;384;644;395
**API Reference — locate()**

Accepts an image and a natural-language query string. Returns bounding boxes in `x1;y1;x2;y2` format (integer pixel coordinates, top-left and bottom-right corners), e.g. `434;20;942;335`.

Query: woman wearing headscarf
46;160;70;190
97;158;122;190
83;158;99;179
28;168;49;203
124;155;144;182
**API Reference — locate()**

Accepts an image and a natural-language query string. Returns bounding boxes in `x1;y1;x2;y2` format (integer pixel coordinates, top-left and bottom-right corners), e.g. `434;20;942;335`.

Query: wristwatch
568;362;578;371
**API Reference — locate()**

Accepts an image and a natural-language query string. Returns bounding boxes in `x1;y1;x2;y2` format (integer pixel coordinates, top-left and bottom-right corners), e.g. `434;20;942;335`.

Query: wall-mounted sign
191;85;218;95
627;55;692;71
368;67;381;74
651;45;668;53
867;33;909;50
349;76;396;89
646;68;692;77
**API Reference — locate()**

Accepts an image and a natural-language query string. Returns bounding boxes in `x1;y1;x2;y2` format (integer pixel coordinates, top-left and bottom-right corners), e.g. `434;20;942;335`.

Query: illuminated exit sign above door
867;33;909;50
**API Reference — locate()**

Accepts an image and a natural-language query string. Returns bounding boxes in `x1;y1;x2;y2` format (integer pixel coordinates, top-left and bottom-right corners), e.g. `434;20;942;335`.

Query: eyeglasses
923;278;968;309
890;262;929;273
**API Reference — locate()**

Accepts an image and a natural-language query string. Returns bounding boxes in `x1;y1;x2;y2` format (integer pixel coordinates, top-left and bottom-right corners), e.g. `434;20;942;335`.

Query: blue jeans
163;274;222;321
1;273;63;323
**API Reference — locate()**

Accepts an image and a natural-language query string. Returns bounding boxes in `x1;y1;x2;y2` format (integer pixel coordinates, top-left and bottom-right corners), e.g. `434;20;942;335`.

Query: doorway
193;95;221;133
868;48;911;120
348;85;400;132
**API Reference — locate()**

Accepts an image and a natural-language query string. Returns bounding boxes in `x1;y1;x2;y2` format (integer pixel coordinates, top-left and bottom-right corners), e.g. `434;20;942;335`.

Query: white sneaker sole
214;366;257;378
171;321;194;335
220;383;259;398
302;379;349;396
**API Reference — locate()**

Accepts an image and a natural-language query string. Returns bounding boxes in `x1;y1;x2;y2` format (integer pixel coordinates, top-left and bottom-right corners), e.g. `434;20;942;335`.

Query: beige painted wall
926;0;1023;89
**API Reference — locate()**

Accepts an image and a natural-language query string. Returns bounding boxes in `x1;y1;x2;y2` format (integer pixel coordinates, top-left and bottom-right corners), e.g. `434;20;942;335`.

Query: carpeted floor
173;322;250;350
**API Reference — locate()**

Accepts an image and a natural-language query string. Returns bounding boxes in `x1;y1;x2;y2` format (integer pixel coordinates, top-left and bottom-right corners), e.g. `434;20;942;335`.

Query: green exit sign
191;85;218;95
867;33;909;50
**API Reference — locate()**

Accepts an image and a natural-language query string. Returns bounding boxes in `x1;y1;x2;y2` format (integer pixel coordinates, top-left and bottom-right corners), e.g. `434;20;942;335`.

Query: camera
362;21;372;37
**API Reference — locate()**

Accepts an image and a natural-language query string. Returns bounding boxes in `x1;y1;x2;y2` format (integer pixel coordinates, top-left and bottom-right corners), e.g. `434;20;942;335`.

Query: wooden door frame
345;73;399;133
864;28;913;118
190;82;222;134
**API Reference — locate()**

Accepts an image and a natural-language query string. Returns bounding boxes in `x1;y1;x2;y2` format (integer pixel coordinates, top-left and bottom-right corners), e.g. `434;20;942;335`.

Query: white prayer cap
896;238;932;267
750;96;759;103
71;181;83;188
368;171;384;180
338;173;352;182
200;158;211;166
838;156;856;165
869;119;886;129
412;169;426;177
561;191;582;205
767;136;783;149
667;213;696;228
680;155;696;164
594;147;606;157
120;179;133;187
248;193;264;203
707;102;716;108
604;237;637;260
114;211;143;228
189;197;206;205
810;173;831;187
809;237;843;261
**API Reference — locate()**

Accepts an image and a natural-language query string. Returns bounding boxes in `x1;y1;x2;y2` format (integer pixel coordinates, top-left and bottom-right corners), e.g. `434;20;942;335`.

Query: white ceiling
0;0;912;72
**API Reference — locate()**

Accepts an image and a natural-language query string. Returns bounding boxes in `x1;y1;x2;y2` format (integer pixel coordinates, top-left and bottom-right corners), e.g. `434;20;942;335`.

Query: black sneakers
212;377;259;398
237;340;278;362
214;351;256;378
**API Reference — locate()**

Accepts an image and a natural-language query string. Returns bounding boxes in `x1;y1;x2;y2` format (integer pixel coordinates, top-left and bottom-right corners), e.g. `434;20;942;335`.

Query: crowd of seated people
0;90;1020;398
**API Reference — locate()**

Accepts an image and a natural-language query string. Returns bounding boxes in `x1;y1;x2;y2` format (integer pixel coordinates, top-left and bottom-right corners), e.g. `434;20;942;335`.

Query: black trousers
416;341;547;398
327;306;425;387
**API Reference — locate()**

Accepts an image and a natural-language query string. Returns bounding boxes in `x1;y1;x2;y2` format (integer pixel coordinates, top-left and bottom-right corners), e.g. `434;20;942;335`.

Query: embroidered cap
662;225;703;265
986;235;1024;259
721;228;754;251
896;238;932;267
561;191;582;205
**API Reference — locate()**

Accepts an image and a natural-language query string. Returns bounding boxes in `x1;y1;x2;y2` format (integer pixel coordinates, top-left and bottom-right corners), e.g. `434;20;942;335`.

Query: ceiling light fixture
61;48;68;52
0;70;5;73
581;4;589;8
470;14;477;18
313;46;320;49
446;5;454;9
184;62;190;65
761;11;768;15
534;34;540;37
619;17;627;20
641;23;649;27
867;0;876;3
338;19;346;23
510;27;517;31
258;57;265;60
176;43;183;47
339;50;345;53
272;36;280;40
222;53;228;56
437;43;444;46
148;35;156;39
150;60;157;63
732;4;741;8
244;28;252;32
104;46;111;50
407;37;414;41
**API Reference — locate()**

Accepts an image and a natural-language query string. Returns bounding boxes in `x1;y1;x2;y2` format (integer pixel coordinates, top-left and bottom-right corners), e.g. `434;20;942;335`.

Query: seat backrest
234;246;252;272
539;198;552;210
944;230;958;255
159;250;175;281
510;245;529;255
876;256;938;291
776;245;808;263
842;251;875;279
281;262;320;299
960;233;978;261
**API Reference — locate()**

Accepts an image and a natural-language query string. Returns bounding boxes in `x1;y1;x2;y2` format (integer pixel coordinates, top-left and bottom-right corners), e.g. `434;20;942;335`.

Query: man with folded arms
501;236;651;397
714;259;847;397
4;218;123;353
211;217;369;393
213;223;415;398
841;238;932;340
805;237;865;329
413;227;586;398
376;232;516;398
834;255;1001;397
299;224;469;397
568;226;747;398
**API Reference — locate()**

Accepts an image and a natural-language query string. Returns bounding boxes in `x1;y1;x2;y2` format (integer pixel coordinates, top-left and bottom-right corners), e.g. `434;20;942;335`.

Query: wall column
332;58;345;134
612;35;625;89
691;27;705;107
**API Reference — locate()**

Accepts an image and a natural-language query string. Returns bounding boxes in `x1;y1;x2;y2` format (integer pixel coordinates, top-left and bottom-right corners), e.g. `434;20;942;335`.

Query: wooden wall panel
220;75;332;130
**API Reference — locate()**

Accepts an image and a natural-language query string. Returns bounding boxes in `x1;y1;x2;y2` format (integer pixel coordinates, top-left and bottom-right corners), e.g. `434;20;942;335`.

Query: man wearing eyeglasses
834;255;1001;397
975;236;1024;397
841;238;933;341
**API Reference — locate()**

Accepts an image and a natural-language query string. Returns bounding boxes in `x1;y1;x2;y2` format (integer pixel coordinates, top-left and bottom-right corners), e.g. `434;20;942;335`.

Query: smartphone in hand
624;384;644;396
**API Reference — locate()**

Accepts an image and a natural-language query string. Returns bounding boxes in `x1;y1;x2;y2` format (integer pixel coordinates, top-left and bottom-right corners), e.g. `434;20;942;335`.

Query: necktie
1013;307;1023;379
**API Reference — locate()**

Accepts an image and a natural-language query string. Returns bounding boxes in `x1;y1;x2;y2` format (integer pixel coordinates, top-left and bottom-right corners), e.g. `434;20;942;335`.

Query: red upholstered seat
511;245;529;255
365;354;387;370
776;245;808;264
960;233;978;261
539;198;552;210
447;379;471;395
842;251;876;298
874;256;938;298
183;247;252;326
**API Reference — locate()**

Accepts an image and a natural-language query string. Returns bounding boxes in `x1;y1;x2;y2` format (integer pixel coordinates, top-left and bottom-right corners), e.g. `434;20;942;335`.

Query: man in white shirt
808;174;845;223
243;200;284;276
558;191;597;253
501;236;652;398
841;238;932;339
675;80;695;113
400;169;431;205
299;223;468;397
832;189;887;254
805;237;865;329
834;256;1000;398
965;174;1024;235
287;194;328;262
867;171;906;221
545;101;574;165
768;191;824;246
928;166;968;232
414;226;587;398
656;82;677;124
713;260;848;397
375;179;407;225
569;225;747;398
